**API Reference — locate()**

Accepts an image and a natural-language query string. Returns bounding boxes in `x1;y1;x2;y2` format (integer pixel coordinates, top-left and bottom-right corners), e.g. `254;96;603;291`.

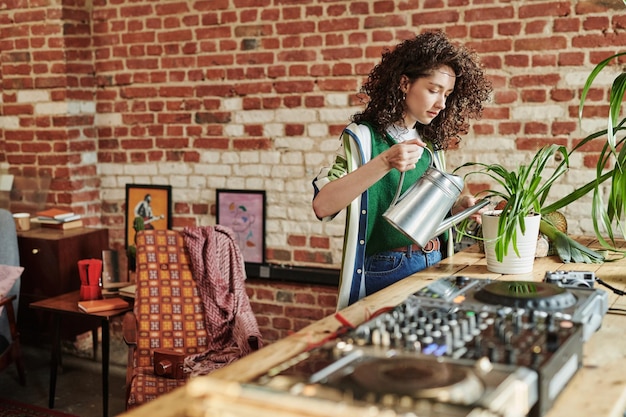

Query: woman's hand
380;139;426;172
452;195;485;223
313;139;426;219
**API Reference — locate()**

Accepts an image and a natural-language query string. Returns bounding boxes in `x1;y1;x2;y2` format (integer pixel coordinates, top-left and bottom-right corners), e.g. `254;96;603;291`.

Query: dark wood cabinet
16;227;109;344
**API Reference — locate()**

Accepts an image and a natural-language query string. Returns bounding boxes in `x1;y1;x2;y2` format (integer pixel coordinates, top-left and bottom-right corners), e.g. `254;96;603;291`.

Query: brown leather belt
391;238;440;254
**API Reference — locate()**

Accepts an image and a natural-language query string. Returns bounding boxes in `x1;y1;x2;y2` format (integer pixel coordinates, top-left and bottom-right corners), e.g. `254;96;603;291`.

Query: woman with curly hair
312;31;492;309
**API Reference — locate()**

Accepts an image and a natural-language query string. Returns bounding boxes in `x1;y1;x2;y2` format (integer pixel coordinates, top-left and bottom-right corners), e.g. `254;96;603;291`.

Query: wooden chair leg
12;338;25;386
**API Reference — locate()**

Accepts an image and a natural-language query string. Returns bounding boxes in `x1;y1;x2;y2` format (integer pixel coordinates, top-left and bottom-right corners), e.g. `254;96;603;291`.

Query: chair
0;209;26;385
123;228;261;409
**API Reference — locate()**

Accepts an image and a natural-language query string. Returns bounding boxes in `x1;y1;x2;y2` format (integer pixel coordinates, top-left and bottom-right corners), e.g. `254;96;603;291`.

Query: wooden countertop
121;238;626;417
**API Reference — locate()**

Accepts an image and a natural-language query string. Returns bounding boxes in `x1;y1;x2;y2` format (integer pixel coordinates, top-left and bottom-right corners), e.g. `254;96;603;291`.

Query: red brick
521;89;547;103
524;122;549;135
319;18;359;33
498;122;522;135
465;6;514;22
294;292;316;305
519;2;571;18
309;235;330;250
473;124;494;135
516;137;568;151
552;121;577;135
554;17;581;32
285;124;305;136
284;306;325;321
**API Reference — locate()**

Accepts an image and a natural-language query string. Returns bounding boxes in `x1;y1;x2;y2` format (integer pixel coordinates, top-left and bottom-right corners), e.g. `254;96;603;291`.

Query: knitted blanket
182;225;262;376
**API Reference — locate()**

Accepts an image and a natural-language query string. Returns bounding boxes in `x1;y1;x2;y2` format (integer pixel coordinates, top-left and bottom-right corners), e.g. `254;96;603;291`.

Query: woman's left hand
452;195;485;223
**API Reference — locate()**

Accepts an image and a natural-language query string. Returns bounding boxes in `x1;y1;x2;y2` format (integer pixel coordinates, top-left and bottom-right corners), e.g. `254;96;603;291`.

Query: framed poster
125;184;172;248
216;189;266;265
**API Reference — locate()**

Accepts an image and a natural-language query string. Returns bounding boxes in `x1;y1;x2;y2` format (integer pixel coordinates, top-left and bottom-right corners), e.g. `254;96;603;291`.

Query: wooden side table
17;227;109;344
30;291;132;417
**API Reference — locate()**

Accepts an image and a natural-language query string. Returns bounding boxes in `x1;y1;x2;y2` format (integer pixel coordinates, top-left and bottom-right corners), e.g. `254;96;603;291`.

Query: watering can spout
432;198;490;237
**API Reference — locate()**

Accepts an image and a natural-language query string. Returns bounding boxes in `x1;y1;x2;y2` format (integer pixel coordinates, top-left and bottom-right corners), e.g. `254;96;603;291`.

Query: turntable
413;276;608;341
253;276;604;417
332;277;593;417
258;346;538;417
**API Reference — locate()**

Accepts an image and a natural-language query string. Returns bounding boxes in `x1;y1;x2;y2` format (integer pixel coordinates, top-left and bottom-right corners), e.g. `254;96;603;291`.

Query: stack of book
78;297;129;313
34;208;83;230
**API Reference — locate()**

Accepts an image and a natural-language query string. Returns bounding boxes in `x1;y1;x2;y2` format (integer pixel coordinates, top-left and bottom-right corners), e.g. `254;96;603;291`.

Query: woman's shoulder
343;122;375;141
340;123;373;162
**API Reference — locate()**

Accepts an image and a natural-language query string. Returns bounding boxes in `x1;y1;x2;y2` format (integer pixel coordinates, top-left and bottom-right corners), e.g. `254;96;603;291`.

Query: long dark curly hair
352;31;492;150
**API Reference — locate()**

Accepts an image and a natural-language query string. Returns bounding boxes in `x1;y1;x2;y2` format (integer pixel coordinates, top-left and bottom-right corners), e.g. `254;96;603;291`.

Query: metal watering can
383;148;489;247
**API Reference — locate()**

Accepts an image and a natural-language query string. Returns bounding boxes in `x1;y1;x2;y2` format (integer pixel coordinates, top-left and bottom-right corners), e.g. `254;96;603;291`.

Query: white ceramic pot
481;210;541;274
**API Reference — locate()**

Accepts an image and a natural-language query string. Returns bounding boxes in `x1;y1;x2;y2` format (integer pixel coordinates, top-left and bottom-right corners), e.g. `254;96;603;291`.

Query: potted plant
454;51;625;268
454;144;572;273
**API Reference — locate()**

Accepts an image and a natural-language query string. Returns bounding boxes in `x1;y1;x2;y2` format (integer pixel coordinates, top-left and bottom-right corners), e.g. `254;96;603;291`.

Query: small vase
481;210;541;274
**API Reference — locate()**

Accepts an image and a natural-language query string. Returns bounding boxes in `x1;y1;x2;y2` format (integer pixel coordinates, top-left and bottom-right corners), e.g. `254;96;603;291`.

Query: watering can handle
390;171;406;206
389;147;434;206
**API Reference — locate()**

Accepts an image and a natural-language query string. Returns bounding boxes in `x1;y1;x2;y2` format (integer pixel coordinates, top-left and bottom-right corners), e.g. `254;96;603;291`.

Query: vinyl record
475;281;577;310
350;356;484;405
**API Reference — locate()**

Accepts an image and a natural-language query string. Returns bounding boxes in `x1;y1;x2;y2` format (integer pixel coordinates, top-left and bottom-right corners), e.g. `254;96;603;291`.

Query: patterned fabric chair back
127;229;208;407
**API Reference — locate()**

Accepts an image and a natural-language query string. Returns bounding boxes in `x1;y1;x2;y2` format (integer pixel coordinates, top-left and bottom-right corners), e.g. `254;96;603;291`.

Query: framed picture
125;184;172;248
216;189;266;265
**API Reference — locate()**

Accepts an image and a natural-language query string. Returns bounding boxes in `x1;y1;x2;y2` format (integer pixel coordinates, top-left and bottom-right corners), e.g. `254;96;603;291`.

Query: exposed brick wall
247;279;337;344
2;0;626;339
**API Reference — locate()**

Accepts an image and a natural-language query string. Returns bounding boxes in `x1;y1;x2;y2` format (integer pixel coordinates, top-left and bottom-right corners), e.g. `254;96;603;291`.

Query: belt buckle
421;239;436;253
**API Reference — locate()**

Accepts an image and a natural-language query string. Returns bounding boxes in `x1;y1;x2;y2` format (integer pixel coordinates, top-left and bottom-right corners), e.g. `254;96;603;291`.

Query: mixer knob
417;316;427;329
488;344;499;362
371;328;381;346
405;334;420;351
381;331;391;347
513;311;523;333
473;335;483;357
399;395;413;409
381;394;396;407
450;322;463;349
444;331;453;354
500;306;513;316
460;319;472;342
424;323;433;338
546;331;559;352
421;337;435;354
531;346;543;368
391;331;403;348
392;309;405;323
503;330;513;345
496;321;507;339
353;325;371;345
466;312;479;336
479;311;492;330
505;346;517;364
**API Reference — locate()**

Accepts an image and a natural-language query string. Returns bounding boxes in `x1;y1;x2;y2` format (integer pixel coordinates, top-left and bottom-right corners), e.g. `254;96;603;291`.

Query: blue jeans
364;248;442;296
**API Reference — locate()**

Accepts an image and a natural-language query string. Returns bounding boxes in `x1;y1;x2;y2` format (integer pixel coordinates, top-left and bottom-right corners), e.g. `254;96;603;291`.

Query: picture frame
216;189;266;265
125;184;172;248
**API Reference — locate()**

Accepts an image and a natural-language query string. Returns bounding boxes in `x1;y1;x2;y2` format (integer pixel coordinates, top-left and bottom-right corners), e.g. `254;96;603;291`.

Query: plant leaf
540;220;605;264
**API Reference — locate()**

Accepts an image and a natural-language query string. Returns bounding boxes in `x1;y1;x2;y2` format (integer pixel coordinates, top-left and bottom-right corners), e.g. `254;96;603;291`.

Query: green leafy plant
541;52;626;253
454;144;570;262
455;51;626;264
